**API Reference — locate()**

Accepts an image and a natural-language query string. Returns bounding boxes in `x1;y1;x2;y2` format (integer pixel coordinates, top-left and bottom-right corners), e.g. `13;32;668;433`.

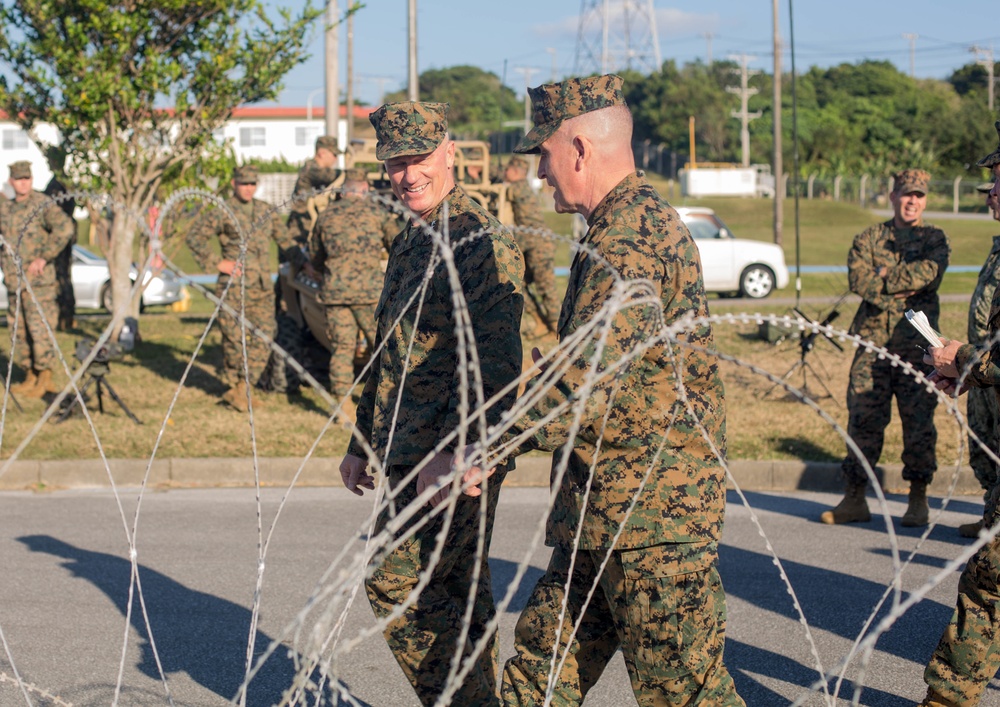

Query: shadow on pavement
16;534;367;707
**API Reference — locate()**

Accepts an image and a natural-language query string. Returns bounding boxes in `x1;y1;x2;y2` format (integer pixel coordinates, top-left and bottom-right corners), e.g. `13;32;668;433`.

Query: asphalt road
1;486;999;707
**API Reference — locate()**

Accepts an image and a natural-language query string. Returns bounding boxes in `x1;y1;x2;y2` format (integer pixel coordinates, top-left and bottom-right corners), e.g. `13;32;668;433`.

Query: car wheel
101;283;113;312
739;265;775;299
102;284;145;313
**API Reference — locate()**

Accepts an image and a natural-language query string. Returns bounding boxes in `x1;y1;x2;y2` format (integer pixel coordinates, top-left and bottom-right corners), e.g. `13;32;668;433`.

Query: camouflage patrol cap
514;74;627;155
344;167;368;183
8;161;31;180
978;121;1000;168
506;155;530;172
316;135;339;153
232;164;259;184
977;182;996;194
893;168;930;195
369;102;449;161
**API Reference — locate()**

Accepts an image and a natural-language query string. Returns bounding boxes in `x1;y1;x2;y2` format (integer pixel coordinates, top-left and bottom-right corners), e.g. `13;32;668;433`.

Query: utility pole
346;7;354;145
772;0;783;247
546;47;558;82
902;33;918;77
972;45;996;111
407;0;418;101
324;0;339;141
727;54;762;167
702;32;715;65
514;67;540;136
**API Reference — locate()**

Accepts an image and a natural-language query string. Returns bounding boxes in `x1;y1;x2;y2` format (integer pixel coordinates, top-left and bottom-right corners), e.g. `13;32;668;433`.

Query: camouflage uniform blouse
969;236;1000;346
846;220;950;348
0;191;76;290
507;178;546;231
346;187;525;469
309;196;401;305
186;196;305;288
506;172;727;551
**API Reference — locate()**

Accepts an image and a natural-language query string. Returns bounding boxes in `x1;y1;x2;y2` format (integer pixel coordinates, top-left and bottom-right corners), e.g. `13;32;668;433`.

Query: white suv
677;206;789;299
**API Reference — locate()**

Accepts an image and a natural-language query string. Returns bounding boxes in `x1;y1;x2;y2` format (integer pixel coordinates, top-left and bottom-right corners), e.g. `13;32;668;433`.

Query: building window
239;127;266;147
2;129;29;150
295;126;321;147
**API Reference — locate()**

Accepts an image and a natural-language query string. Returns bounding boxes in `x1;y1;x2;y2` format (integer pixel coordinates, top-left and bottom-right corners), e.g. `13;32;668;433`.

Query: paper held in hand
905;309;943;348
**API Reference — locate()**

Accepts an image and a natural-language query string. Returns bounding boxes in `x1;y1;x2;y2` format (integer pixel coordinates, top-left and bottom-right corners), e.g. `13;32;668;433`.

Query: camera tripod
54;359;142;425
767;299;846;403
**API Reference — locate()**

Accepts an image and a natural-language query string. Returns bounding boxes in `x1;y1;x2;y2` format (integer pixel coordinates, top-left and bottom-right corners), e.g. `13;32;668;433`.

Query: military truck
266;139;521;394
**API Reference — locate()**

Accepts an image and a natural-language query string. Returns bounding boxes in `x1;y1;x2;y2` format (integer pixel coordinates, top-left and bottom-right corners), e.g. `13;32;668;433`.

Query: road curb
0;456;983;496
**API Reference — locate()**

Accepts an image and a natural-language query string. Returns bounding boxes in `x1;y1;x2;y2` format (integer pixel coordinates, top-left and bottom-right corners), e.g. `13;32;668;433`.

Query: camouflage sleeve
308;213;328;271
954;344;1000;388
39;200;75;262
884;226;949;295
346;355;379;458
186;208;221;274
973;268;1000;342
436;221;525;449
847;227;894;309
269;208;307;269
507;228;671;454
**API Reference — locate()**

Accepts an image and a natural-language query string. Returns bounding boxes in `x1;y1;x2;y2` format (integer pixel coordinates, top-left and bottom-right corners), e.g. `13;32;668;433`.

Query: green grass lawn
31;188;985;466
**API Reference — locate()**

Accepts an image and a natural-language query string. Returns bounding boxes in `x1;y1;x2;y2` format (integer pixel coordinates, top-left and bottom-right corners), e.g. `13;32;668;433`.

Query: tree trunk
108;210;141;339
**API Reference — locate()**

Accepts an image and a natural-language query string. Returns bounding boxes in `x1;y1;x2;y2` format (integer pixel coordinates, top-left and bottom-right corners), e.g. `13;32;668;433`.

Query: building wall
0;114;351;198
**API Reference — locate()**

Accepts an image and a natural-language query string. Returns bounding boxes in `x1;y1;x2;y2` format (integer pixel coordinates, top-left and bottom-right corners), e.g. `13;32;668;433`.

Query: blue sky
266;1;998;108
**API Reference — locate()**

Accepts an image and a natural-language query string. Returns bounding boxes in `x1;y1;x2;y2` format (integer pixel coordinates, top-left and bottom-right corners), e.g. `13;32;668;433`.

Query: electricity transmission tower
574;0;662;76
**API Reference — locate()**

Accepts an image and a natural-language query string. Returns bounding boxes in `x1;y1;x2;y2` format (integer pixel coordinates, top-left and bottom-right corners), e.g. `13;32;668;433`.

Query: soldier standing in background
505;154;559;338
0;161;75;398
959;150;1000;538
462;74;744;706
339;101;524;706
286;135;341;245
308;167;400;423
42;174;76;331
186;165;309;411
821;169;950;528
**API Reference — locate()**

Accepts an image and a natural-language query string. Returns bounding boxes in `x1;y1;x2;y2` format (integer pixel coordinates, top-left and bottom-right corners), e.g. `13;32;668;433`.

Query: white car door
685;217;736;291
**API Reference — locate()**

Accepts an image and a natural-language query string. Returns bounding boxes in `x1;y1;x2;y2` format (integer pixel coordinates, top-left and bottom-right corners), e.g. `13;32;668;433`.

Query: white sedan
677;206;789;299
0;245;185;311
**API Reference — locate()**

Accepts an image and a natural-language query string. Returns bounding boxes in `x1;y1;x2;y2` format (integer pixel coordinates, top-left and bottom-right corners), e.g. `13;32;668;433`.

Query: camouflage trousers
967;385;1000;500
501;542;745;706
365;465;507;706
54;242;75;328
517;234;560;332
324;304;375;397
217;281;275;388
841;346;938;485
6;281;58;372
924;484;1000;705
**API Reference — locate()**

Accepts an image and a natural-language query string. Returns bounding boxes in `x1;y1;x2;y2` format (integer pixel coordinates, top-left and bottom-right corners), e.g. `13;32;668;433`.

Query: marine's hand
457;444;497;499
340;454;374;497
928;370;967;397
923;338;964;378
893;290;916;299
27;258;45;277
217;259;243;277
417;452;454;508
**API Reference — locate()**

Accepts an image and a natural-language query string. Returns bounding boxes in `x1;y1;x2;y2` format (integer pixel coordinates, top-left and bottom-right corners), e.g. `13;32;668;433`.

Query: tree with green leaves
0;0;321;332
385;65;522;139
